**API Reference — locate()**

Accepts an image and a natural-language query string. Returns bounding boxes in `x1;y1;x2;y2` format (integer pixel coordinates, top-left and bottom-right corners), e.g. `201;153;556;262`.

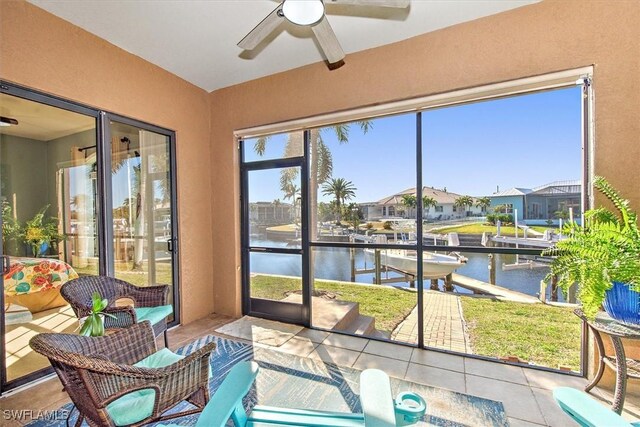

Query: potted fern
544;176;640;324
79;292;116;336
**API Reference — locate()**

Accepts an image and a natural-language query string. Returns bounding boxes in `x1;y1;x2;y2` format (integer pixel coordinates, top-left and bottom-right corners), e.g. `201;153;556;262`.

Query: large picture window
240;74;591;374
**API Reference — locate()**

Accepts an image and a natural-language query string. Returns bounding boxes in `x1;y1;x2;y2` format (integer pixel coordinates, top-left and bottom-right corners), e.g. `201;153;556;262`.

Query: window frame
238;68;594;377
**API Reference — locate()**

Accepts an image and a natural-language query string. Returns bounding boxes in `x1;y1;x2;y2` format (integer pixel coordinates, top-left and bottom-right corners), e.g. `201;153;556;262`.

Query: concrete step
282;294;361;330
342;314;376;335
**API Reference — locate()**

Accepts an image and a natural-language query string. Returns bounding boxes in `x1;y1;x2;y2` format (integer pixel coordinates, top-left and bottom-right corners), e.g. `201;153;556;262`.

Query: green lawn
460;296;581;371
250;274;416;334
73;261;173;287
433;223;551;237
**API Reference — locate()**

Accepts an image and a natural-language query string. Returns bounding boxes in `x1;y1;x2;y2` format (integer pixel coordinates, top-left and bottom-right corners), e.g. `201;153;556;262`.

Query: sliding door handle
1;255;10;274
167;238;178;254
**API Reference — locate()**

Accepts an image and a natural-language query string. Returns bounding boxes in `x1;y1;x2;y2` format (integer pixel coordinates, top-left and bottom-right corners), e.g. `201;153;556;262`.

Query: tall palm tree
454;195;474;216
322;178;357;225
253;122;370;237
283;184;300;223
422;196;437;217
475;196;491;213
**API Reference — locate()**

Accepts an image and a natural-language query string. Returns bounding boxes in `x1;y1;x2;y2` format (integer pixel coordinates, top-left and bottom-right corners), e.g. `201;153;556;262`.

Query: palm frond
254;137;268;156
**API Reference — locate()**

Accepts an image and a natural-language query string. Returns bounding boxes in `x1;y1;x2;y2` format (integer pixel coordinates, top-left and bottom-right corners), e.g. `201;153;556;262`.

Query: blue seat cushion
135;347;184;368
135;347;212;378
106;388;156;426
105;349;182;425
135;305;173;326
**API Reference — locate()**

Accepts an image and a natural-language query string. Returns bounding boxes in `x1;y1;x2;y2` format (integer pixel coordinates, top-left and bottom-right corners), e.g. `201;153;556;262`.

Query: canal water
250;237;563;301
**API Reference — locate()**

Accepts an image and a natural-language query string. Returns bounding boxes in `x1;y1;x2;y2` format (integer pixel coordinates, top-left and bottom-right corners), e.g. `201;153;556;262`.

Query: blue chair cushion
134;347;212;378
553;387;633;427
135;305;173;326
135;347;184;368
106;388;156;426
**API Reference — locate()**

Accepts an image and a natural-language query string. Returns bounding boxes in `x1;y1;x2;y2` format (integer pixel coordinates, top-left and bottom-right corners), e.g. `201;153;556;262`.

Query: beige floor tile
1;375;67;410
531;387;578;426
465;358;528;385
362;340;413;361
410;348;465;372
323;333;369;352
274;336;318;357
295;328;330;343
524;368;588;390
353;353;409;378
308;344;361;367
465;375;545;424
507;417;545;426
404;363;466;394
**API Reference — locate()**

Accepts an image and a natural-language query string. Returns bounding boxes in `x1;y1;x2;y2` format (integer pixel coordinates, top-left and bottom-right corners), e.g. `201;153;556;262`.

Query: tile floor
1;313;639;426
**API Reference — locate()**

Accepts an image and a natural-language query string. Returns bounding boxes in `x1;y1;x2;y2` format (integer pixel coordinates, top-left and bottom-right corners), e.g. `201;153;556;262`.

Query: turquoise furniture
553;387;639;427
161;362;426;427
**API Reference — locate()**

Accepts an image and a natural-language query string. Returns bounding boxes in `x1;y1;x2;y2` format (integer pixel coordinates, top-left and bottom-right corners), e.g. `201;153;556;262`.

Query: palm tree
475;196;491;213
422;196;437;217
322;178;357;225
283;184;301;223
401;194;417;218
253;122;370;237
454;195;474;217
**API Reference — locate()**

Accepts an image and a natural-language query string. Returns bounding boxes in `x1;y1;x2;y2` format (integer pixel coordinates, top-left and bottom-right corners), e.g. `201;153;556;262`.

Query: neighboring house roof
530;180;581;195
375;187;472;206
491;187;532;197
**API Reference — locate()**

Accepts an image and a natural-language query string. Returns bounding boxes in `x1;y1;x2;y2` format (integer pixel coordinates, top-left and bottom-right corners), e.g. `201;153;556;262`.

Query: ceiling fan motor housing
281;0;325;26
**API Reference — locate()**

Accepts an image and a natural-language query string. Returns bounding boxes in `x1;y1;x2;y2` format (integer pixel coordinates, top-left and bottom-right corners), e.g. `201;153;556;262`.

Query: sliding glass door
107;118;179;322
0;89;99;388
0;83;180;393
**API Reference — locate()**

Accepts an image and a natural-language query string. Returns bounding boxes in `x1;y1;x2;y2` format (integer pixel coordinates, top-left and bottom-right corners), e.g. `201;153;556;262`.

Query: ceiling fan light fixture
282;0;325;26
0;116;19;127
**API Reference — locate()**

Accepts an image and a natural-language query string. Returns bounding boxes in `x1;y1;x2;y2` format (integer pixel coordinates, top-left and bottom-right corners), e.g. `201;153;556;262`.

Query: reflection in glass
109;123;174;318
1;93;96;382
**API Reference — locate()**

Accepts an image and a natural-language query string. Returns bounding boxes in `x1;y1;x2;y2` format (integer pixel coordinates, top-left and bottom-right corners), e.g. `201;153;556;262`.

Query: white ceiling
27;0;538;93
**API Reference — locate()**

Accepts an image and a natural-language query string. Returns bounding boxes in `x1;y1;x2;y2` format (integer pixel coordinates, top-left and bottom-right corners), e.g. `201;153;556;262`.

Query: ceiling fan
238;0;410;67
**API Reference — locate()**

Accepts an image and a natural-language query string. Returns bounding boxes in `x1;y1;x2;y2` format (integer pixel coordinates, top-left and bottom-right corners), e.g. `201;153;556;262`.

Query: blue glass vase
603;281;640;326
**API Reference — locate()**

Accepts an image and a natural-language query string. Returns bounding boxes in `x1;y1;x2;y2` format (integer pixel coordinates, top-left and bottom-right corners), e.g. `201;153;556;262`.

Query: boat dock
450;273;540;303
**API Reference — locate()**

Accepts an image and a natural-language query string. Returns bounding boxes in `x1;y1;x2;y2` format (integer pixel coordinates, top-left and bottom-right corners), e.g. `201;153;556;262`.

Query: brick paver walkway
391;290;470;353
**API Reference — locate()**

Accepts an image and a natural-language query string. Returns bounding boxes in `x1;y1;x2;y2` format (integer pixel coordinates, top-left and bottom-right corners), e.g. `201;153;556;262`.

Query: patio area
2;313;639;426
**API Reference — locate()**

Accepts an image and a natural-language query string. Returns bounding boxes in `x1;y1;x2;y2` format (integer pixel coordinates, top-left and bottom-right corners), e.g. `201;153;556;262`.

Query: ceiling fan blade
238;4;285;50
311;16;345;64
327;0;410;8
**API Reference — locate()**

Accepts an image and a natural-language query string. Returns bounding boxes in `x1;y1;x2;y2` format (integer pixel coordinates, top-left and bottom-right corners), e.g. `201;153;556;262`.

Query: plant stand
575;308;640;413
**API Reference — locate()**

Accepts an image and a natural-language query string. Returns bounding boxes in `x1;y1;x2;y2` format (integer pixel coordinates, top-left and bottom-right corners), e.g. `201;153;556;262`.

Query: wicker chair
61;276;172;346
30;321;215;427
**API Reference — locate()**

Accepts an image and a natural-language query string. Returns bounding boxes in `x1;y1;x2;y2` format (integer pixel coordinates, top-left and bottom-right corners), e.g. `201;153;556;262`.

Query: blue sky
246;86;582;203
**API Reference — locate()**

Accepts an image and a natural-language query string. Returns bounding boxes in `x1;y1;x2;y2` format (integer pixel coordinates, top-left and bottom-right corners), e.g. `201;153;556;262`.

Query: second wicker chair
61;275;173;346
